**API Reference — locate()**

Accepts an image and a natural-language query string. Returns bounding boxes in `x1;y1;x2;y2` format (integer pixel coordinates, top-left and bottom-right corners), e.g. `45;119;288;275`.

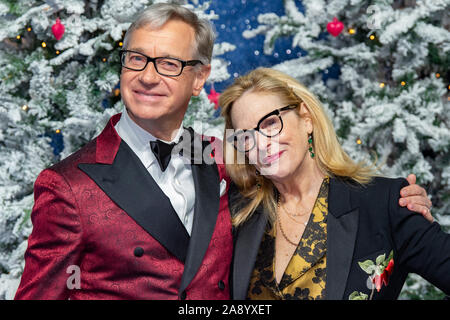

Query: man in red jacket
15;3;232;300
14;3;431;300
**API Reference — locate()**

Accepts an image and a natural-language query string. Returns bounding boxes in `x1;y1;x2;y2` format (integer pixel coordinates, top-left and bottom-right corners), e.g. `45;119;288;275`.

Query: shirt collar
116;107;185;168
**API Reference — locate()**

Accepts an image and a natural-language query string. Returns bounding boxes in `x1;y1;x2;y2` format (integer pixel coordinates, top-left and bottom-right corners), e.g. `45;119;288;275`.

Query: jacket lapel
325;177;359;300
77;115;190;263
232;204;268;300
179;134;221;293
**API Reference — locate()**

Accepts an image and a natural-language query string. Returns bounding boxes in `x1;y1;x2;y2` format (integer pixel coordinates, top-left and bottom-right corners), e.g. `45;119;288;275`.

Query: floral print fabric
247;178;329;300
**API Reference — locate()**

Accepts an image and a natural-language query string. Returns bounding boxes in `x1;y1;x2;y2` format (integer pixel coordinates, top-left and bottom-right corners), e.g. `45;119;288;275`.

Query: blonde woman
220;68;449;300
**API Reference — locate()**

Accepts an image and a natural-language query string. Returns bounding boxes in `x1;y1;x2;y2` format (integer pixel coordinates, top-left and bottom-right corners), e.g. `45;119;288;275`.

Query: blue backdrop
206;0;306;92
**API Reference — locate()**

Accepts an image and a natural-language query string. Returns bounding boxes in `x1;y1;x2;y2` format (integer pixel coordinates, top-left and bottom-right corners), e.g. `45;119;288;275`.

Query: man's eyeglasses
119;50;203;77
227;104;299;153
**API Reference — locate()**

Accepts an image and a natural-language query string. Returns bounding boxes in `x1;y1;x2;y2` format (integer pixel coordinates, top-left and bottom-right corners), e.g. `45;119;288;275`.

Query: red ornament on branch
52;18;65;40
208;86;220;109
327;17;344;37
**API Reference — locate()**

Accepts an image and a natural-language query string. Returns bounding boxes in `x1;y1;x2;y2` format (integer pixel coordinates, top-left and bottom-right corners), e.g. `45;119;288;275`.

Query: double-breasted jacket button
134;247;144;257
218;280;225;290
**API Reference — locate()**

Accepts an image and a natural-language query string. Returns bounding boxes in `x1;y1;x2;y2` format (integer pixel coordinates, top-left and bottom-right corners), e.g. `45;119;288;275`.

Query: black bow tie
150;140;177;172
149;128;206;171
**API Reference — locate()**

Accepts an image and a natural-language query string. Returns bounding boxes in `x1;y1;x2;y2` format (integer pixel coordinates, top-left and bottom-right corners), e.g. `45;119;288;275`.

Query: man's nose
138;61;161;84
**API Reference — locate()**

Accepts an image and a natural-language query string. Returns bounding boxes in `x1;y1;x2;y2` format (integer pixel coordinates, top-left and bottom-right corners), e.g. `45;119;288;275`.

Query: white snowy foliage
209;42;236;84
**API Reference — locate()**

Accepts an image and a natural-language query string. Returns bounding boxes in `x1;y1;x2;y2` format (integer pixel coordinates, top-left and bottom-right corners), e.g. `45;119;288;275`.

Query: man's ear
192;64;211;96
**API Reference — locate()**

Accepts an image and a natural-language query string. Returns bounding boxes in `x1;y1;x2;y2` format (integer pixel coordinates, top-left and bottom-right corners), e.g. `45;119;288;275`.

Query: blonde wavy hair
220;68;377;227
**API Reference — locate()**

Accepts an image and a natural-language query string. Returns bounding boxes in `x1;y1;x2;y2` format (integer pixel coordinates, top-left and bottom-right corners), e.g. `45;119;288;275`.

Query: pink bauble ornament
52;18;65;40
327;17;344;37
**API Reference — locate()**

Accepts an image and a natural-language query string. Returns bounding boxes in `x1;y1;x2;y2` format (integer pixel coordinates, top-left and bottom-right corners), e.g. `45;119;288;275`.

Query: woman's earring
308;133;315;158
256;169;262;190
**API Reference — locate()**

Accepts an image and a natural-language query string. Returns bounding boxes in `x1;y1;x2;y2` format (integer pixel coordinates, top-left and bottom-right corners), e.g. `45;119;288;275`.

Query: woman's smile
262;150;285;165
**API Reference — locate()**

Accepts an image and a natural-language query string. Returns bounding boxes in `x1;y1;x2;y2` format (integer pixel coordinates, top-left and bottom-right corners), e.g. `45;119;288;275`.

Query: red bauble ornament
327;17;344;37
52;18;65;40
208;87;220;109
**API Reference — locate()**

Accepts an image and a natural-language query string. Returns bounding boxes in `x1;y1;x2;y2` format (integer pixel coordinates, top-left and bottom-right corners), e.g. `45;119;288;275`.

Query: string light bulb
379;82;385;88
55;129;61;134
400;81;406;86
369;35;375;40
21;104;29;111
41;41;47;48
16;35;21;40
435;73;440;78
356;138;362;145
348;28;356;34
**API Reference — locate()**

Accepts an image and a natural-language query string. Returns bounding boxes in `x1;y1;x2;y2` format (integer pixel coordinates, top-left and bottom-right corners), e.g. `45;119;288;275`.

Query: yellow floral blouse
247;177;329;300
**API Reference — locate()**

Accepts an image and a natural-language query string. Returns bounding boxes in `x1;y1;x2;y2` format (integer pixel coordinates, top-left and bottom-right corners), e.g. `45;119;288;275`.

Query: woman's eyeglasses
227;104;299;152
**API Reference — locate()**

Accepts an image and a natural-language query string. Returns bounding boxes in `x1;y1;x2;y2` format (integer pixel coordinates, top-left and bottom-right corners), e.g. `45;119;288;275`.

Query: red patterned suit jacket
14;113;233;300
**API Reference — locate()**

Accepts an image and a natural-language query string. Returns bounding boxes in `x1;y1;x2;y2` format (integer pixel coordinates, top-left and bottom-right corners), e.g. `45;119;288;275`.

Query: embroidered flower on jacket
349;250;394;300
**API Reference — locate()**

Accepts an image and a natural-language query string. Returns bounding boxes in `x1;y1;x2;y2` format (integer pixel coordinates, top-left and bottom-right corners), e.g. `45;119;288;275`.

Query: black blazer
231;177;450;300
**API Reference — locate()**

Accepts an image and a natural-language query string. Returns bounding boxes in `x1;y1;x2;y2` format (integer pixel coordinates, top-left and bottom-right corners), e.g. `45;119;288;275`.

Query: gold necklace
283;208;310;225
281;201;310;217
277;193;309;224
276;194;307;246
277;214;303;246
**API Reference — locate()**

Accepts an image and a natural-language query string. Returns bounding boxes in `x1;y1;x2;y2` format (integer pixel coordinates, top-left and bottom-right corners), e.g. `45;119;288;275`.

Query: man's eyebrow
127;47;146;53
127;47;183;60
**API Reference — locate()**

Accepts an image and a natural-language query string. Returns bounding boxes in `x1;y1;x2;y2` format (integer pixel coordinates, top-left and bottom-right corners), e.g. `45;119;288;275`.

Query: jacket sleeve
14;169;83;300
389;178;450;295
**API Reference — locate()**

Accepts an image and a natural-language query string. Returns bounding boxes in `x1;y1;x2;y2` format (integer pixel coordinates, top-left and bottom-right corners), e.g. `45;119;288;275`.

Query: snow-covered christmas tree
243;0;449;299
0;0;232;299
1;0;448;300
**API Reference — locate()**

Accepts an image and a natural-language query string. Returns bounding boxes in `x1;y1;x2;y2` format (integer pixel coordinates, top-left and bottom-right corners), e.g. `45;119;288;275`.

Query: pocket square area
219;179;227;197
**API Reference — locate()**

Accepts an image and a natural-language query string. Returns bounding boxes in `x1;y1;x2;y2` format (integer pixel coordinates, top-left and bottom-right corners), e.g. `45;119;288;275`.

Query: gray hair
122;3;215;64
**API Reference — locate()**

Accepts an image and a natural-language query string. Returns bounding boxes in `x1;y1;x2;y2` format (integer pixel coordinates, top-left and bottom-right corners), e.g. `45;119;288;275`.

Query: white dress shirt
114;108;195;236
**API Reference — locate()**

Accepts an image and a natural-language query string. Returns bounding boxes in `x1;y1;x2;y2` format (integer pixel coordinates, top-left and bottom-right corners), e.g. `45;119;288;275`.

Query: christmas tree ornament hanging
207;86;220;109
326;17;344;37
51;18;65;40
